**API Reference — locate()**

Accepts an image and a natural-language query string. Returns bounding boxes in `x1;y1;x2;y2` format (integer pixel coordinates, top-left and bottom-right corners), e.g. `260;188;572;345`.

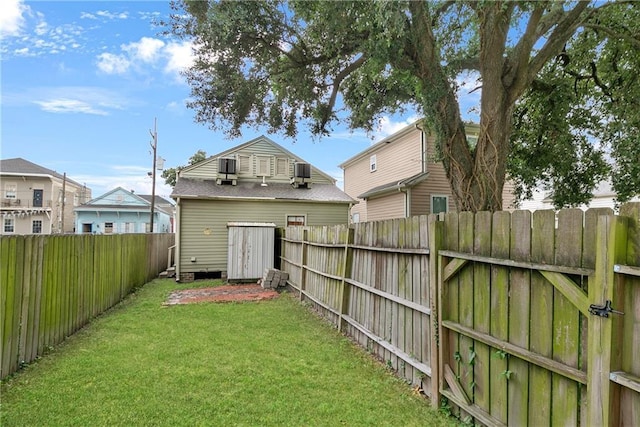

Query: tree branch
583;23;640;49
505;2;547;90
448;56;480;73
319;55;367;130
524;1;591;100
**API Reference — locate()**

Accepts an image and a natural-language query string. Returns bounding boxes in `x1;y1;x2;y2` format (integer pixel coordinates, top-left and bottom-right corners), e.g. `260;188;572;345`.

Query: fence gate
436;208;639;426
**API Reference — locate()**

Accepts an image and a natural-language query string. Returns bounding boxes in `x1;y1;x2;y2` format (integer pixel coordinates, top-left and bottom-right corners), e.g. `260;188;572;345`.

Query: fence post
587;214;628;426
428;214;444;409
338;227;354;332
300;229;308;302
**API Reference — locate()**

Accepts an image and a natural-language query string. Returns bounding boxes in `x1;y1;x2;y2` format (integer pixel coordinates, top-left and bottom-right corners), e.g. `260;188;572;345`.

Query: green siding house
171;136;355;282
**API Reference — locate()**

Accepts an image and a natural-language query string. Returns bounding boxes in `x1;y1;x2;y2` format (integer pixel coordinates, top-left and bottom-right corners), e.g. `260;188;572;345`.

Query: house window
4;218;15;233
238;155;251;174
370;154;377;172
4;183;17;199
276;158;289;176
104;222;114;234
431;195;449;215
286;215;306;226
256;156;272;176
125;222;135;233
32;220;43;234
352;212;360;224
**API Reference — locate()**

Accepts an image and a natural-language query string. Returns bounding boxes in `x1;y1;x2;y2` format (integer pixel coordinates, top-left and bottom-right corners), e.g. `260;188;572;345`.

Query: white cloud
34;20;48;36
96;52;131;74
374;115;420;139
34;98;109;115
95;10;129;20
164;41;194;78
123;37;165;63
27;86;129;115
95;38;194;82
0;0;29;38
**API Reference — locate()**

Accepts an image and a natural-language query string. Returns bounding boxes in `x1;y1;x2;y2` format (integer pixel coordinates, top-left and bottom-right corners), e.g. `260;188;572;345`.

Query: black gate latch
588;300;624;318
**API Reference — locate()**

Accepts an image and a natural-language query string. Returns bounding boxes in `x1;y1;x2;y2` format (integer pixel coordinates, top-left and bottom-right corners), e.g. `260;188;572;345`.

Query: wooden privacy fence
1;233;174;379
280;203;640;426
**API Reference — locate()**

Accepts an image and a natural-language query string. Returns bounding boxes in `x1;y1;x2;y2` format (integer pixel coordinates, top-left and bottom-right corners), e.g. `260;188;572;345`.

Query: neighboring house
519;180;640;212
74;187;174;234
0;158;92;235
171;135;355;282
339;120;515;223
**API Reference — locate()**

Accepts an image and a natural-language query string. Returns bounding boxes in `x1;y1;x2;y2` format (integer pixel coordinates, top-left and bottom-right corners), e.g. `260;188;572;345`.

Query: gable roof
76;187;174;215
173;179;354;204
0;157;85;187
180;135;337;184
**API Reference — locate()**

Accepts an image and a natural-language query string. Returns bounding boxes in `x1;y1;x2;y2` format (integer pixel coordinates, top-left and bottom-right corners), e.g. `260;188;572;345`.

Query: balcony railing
1;198;54;209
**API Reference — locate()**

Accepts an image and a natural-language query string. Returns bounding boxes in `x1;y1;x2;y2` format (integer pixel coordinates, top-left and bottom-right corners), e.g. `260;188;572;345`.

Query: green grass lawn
1;279;457;426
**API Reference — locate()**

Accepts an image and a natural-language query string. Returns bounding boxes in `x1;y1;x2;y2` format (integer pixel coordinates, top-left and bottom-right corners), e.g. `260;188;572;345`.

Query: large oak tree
167;0;640;212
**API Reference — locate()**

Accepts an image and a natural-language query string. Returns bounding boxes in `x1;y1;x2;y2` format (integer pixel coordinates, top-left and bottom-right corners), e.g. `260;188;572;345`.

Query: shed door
227;226;275;281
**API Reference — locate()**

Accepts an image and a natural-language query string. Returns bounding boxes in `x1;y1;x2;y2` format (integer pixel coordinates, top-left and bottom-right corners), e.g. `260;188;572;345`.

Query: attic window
276;158;289;176
256;156;272;176
238;155;250;174
370;155;377;172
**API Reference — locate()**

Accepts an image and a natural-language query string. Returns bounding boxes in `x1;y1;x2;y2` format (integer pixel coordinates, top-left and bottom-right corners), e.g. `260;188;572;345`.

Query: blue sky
1;0;480;200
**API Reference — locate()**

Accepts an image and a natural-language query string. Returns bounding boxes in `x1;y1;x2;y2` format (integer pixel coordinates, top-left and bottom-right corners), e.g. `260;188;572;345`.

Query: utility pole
149;118;157;233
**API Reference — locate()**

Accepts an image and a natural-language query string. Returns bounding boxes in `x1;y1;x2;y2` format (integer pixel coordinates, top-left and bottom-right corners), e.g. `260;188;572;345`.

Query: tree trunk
436;83;512;213
436;2;515;213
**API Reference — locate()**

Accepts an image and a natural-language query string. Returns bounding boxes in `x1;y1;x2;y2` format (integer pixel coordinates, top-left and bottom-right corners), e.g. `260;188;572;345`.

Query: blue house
74;187;174;234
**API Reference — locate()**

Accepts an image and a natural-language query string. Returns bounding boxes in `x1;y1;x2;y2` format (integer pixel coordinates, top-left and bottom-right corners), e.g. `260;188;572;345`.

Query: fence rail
1;233;174;379
280;204;640;426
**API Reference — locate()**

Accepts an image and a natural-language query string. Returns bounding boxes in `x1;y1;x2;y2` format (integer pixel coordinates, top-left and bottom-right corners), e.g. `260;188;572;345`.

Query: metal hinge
588;300;624;318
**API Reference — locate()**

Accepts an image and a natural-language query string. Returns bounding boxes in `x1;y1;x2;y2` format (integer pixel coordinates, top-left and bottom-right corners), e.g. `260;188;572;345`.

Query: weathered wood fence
280;204;640;426
1;233;174;379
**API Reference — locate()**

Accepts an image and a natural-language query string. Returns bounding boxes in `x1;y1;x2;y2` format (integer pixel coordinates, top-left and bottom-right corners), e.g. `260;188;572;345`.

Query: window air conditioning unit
217;157;238;185
291;162;312;188
294;162;311;179
218;157;237;175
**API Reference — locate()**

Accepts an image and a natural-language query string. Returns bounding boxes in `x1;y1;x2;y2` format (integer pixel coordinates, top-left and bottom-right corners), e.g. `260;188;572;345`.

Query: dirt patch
164;284;279;305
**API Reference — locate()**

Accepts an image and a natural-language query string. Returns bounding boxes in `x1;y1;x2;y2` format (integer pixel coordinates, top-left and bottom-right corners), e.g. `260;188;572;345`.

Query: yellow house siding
366;192;406;222
178;198;349;272
343;127;424;223
342;122;516;219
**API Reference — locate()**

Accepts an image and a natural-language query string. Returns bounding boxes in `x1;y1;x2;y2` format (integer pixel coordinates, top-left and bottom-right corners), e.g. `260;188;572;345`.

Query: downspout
175;197;181;281
415;122;426;174
397;181;409;218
